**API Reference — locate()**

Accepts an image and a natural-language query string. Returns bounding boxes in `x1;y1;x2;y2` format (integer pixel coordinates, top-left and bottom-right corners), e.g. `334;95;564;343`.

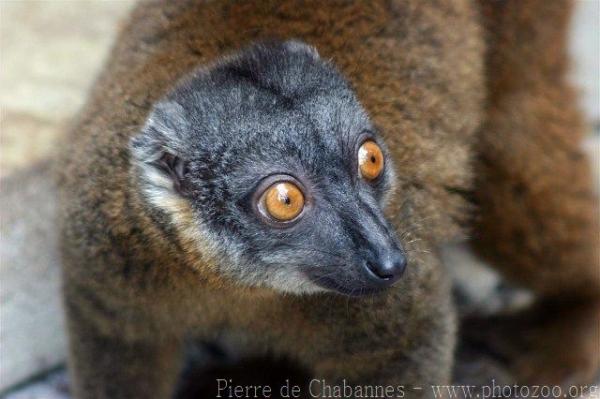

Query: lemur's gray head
131;40;407;296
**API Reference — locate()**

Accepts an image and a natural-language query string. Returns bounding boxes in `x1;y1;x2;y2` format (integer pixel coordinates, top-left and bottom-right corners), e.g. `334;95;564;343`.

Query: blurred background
0;1;598;397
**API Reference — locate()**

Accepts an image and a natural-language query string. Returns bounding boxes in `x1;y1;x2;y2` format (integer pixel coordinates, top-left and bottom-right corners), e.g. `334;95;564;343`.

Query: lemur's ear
130;101;190;198
282;40;320;59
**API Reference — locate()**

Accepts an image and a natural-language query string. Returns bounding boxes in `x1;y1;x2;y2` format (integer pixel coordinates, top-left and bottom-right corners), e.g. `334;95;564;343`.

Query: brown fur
55;1;598;398
474;0;599;298
464;0;600;386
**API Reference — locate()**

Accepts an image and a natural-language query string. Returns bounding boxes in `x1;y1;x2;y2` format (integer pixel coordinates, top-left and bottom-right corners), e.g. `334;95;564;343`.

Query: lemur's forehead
226;95;371;163
175;75;370;153
157;40;374;169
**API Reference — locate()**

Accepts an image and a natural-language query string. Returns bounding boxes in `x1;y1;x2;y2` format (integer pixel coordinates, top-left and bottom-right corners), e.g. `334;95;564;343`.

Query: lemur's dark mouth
312;276;389;297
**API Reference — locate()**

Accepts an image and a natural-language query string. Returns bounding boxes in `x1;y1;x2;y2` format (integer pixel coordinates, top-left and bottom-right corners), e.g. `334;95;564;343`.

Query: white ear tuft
283;40;320;59
130;101;188;163
130;100;189;210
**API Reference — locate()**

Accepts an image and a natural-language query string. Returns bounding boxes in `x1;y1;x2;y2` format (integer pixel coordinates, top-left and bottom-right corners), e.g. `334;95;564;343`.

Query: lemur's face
132;41;407;296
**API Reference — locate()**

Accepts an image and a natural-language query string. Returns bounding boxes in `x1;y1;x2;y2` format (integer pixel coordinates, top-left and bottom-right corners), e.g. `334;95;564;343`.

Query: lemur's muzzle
331;198;408;294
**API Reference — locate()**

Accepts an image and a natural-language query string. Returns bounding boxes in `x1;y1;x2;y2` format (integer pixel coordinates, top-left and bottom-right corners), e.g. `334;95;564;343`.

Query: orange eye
263;181;305;222
358;140;384;180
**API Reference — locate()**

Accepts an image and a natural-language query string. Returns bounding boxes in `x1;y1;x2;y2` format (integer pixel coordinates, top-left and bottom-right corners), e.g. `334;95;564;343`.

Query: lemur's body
56;1;599;398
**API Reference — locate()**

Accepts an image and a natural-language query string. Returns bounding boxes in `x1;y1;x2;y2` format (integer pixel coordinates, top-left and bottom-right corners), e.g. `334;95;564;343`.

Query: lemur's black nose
364;250;407;285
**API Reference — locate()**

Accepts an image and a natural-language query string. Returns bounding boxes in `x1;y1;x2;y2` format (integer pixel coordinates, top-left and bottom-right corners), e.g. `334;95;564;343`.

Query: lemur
56;1;599;398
